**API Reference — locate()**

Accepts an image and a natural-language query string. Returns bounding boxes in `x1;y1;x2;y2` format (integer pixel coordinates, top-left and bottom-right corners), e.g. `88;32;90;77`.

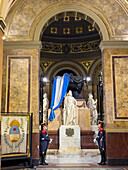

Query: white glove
49;138;53;144
93;138;96;143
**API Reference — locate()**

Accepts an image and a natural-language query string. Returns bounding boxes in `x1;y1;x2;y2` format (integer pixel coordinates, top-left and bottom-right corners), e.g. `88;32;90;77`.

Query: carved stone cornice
100;40;128;51
0;17;6;33
4;41;42;49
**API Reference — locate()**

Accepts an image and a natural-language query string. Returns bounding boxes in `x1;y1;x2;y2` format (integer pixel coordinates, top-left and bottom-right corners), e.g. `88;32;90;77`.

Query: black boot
42;154;48;165
101;150;106;165
40;155;45;165
98;151;103;165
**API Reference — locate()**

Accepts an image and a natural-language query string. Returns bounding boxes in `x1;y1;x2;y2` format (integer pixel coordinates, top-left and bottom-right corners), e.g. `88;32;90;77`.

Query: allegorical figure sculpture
63;90;78;125
43;93;49;123
87;93;98;125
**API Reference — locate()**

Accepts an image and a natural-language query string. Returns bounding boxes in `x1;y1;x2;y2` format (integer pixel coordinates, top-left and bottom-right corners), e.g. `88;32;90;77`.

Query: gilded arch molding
33;3;110;41
46;61;86;80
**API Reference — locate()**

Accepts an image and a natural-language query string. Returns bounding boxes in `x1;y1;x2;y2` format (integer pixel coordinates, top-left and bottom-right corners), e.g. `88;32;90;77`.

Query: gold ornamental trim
0;17;6;33
33;128;39;133
41;40;100;54
106;128;128;133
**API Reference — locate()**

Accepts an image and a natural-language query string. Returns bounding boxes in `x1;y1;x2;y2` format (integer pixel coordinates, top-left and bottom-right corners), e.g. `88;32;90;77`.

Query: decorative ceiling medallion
64;16;70;22
75;17;81;21
40;61;52;71
51;27;57;34
63;28;70;34
88;25;95;32
81;61;94;71
76;27;83;33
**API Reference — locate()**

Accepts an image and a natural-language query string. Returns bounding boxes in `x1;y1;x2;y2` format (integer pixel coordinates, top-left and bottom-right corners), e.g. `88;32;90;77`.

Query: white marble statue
63;90;78;125
87;93;98;125
43;93;49;123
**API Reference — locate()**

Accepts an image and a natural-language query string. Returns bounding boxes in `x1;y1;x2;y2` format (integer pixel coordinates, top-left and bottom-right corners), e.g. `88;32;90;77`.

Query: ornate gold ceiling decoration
40;61;52;71
81;60;94;72
41;40;100;54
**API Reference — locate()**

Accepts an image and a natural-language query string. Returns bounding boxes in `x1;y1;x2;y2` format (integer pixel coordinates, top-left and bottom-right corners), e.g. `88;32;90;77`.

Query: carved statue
43;93;49;123
63;90;78;125
87;93;98;125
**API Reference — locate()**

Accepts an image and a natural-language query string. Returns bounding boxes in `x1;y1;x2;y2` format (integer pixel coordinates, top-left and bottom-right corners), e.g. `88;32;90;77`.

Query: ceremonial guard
96;120;106;165
40;122;50;165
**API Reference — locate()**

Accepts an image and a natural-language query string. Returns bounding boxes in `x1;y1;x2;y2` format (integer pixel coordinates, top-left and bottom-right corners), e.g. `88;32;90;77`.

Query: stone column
100;41;128;165
0;17;6;169
3;41;41;166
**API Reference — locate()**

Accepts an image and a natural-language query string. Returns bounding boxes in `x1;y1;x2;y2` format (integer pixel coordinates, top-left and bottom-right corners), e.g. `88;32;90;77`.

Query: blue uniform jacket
40;131;50;154
96;130;106;152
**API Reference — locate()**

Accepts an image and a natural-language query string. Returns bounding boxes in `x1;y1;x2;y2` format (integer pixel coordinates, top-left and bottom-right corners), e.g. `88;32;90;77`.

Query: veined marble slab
59;125;81;153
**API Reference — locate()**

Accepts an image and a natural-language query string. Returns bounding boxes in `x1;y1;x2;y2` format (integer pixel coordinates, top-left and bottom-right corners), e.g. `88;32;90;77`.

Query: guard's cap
98;120;104;124
41;122;47;127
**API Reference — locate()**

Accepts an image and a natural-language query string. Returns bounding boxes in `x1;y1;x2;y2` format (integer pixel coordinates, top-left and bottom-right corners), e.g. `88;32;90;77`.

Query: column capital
0;17;6;33
100;40;128;51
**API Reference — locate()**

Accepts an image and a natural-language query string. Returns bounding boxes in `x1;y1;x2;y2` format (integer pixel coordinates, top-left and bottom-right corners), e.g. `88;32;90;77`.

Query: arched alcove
46;61;87;80
33;4;110;41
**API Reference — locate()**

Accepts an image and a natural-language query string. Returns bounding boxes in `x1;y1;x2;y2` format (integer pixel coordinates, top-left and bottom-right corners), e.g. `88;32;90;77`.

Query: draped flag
49;73;70;121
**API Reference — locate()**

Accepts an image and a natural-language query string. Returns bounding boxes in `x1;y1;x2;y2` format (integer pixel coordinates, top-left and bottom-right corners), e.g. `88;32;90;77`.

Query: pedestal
59;125;81;153
77;99;91;130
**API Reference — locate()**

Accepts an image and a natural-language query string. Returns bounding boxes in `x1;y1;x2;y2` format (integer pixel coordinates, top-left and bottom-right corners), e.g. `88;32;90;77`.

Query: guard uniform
40;123;50;165
96;120;106;165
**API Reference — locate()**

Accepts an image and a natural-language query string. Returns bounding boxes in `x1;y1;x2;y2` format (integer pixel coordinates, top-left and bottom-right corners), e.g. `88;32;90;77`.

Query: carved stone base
81;130;98;149
48;130;59;149
77;99;91;130
59;125;81;153
48;129;98;150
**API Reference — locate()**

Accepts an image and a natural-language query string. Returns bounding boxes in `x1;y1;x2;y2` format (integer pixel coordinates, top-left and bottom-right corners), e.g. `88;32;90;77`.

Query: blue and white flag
49;73;70;121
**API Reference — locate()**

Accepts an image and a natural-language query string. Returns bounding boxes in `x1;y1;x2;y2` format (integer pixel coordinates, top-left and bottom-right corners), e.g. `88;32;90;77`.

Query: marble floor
35;149;127;170
44;149;101;166
2;150;128;170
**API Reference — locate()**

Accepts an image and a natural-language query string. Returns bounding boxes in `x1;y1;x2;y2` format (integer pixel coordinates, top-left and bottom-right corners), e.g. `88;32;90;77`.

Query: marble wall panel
32;133;39;159
112;56;128;119
0;30;3;115
7;56;30;112
106;132;128;159
2;49;39;131
7;0;60;36
103;49;128;128
0;29;4;170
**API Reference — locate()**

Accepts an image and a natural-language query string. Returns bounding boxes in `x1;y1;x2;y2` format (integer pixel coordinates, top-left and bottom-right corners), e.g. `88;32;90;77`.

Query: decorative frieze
41;40;100;54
